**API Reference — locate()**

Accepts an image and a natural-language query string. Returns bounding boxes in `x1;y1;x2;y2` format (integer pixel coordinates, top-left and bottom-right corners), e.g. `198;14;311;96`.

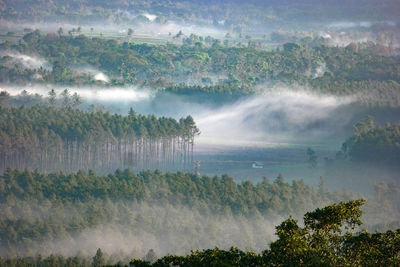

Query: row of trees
0;105;199;173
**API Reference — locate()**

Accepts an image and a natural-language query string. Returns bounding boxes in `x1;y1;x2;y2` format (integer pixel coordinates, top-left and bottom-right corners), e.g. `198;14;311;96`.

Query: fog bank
1;85;360;147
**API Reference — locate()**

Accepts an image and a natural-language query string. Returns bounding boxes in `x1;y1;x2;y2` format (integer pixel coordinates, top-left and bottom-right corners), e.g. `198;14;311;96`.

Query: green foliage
93;249;105;267
0;105;199;173
263;199;380;266
150;246;263;267
1;199;400;266
130;200;398;267
0;169;348;257
1;33;400;106
341;117;400;165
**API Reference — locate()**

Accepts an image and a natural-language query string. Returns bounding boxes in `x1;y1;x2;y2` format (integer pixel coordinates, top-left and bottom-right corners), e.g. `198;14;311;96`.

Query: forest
0;175;400;266
1;31;400;106
1;0;400;265
0;104;199;173
0;168;346;258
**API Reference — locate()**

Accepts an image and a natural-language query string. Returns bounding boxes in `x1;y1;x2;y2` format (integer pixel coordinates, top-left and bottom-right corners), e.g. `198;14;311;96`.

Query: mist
71;65;111;83
2;203;280;259
2;83;400;192
3;186;399;260
325;20;397;30
194;90;355;146
1;1;400;265
0;51;51;70
0;19;226;39
1;84;359;146
1;84;152;103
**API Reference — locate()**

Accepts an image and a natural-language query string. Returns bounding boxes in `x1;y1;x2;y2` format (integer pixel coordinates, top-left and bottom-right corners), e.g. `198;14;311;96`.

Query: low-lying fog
0;19;227;39
0;202;281;259
2;84;400;193
2;85;356;145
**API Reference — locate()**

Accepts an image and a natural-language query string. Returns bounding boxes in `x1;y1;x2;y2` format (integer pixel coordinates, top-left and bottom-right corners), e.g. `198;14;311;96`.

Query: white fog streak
194;91;355;146
0;51;51;70
1;85;152;103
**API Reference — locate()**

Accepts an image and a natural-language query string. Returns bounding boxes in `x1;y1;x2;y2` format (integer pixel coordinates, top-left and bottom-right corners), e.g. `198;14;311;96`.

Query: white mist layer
327;21;373;29
132;20;225;38
94;72;110;83
194;91;355;146
71;65;110;83
0;19;225;38
143;13;157;22
1;85;356;146
0;51;50;70
0;203;281;259
1;85;151;103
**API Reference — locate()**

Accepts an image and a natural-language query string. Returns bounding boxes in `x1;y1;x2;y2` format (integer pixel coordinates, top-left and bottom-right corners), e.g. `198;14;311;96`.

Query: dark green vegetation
1;199;400;266
315;116;400;196
324;116;400;170
0;168;351;258
1;32;400;106
132;200;400;266
0;105;199;173
341;116;400;165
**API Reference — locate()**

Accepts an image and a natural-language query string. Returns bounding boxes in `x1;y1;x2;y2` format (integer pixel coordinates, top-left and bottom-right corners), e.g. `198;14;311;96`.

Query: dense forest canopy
1;32;400;106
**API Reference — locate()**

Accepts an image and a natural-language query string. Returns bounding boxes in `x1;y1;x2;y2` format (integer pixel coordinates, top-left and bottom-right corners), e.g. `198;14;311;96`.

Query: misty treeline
269;23;400;51
2;31;400;106
2;0;399;30
326;116;400;166
1;168;400;261
0;105;199;173
0;168;354;259
2;199;400;266
341;116;400;164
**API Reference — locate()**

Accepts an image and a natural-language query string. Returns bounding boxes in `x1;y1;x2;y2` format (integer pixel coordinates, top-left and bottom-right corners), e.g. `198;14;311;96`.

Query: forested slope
2;32;400;106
